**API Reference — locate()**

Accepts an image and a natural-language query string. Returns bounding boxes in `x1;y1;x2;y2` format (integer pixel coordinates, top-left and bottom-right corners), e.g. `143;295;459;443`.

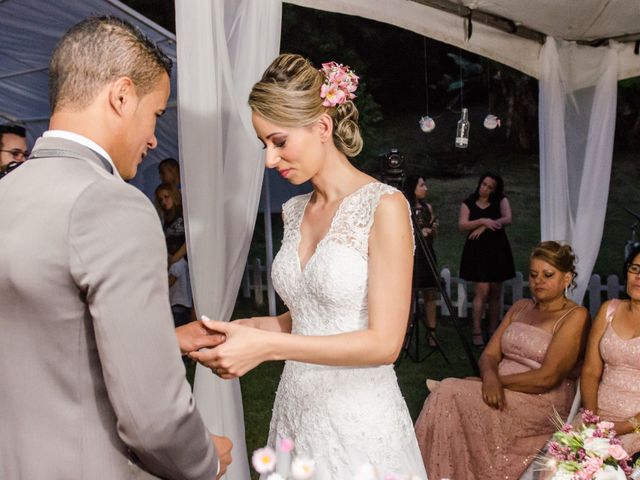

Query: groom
0;16;230;479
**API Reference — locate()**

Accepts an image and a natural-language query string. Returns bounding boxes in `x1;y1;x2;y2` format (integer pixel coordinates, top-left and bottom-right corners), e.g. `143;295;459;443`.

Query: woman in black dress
404;175;440;346
458;172;515;346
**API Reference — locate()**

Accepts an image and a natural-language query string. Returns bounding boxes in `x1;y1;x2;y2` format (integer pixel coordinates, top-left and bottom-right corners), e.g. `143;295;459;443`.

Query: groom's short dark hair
48;15;172;112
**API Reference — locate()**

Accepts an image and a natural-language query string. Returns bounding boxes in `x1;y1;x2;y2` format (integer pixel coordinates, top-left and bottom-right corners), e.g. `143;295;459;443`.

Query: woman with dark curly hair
403;174;440;346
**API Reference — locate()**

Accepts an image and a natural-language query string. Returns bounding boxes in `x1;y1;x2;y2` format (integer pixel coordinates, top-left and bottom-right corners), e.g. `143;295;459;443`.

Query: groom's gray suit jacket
0;136;218;479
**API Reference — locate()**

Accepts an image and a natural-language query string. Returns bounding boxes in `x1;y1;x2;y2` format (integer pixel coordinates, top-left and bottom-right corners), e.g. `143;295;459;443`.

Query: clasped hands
175;317;267;379
469;218;502;240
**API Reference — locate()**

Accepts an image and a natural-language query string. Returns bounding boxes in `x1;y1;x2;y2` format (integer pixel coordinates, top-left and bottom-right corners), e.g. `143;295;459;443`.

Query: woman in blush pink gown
580;244;640;457
415;242;590;480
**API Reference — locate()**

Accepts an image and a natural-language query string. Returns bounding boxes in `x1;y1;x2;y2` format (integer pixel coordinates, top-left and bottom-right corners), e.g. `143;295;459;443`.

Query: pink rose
318;61;359;106
581;409;600;425
608;444;629;461
597;421;615;431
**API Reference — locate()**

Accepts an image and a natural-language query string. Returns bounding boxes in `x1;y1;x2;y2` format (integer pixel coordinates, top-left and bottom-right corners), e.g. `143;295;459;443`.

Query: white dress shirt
43;130;122;180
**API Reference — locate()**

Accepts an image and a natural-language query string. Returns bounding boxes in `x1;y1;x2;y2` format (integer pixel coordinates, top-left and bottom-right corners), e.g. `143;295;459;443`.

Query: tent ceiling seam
410;0;545;43
0;66;48;81
410;0;640;47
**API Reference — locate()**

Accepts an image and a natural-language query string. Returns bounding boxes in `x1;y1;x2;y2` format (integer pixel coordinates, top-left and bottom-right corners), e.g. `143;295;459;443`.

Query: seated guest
155;182;192;327
155;182;186;262
169;257;193;328
580;244;640;456
0;124;29;169
0;124;29;178
415;241;590;480
158;157;181;189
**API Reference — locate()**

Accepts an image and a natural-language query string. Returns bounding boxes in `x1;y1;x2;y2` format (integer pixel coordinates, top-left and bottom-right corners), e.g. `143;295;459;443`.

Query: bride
191;54;427;479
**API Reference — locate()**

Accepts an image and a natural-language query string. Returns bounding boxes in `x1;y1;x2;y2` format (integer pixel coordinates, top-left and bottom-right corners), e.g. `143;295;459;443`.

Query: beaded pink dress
597;300;640;455
415;302;579;480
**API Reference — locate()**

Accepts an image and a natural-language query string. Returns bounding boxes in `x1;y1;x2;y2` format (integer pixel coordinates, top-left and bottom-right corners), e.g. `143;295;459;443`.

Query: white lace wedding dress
268;182;428;479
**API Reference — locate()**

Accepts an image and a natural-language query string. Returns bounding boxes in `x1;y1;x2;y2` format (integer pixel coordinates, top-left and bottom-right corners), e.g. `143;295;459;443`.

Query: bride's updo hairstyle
530;241;578;291
248;53;363;158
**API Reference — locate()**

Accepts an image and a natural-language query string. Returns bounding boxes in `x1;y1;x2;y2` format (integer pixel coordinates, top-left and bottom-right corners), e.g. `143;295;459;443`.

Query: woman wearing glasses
580;244;640;457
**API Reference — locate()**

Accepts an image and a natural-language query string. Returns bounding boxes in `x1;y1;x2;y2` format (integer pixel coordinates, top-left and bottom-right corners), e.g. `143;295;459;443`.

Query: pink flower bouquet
543;410;634;479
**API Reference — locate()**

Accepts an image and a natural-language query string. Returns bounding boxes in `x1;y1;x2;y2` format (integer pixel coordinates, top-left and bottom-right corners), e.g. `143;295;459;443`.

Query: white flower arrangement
252;439;314;480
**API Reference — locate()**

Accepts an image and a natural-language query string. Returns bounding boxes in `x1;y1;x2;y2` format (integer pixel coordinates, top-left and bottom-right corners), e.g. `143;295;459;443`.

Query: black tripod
401;288;449;363
399;208;480;375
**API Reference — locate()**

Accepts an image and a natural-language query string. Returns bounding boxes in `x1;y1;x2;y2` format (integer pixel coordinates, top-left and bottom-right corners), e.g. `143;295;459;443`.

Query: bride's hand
188;318;268;379
175;319;226;355
232;317;258;328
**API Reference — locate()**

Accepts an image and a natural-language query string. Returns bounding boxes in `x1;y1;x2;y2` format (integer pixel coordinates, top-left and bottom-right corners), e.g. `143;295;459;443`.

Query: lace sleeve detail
281;193;311;244
326;182;413;258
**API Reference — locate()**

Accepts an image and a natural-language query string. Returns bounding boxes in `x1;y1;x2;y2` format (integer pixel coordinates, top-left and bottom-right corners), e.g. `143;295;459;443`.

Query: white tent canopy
288;0;640;80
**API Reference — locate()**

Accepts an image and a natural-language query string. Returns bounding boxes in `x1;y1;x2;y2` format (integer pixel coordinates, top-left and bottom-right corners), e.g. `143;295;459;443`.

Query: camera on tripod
380;148;405;189
378;147;479;373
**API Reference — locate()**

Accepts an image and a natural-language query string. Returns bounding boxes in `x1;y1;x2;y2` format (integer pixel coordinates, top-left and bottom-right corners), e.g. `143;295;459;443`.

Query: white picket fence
242;260;625;318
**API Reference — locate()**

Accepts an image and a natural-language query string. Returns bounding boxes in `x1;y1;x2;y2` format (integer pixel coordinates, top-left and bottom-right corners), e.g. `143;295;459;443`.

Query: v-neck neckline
295;182;377;274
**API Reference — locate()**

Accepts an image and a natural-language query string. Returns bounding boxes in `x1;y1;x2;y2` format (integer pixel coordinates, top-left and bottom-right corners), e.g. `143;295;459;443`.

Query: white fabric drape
175;1;282;478
539;37;619;302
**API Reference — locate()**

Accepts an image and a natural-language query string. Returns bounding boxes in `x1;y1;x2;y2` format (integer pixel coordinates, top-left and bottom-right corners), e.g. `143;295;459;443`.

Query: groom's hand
189;319;267;378
211;434;233;479
175;320;226;355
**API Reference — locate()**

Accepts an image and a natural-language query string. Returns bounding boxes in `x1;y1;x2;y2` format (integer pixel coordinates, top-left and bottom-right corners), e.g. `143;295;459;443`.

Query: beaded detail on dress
268;182;427;479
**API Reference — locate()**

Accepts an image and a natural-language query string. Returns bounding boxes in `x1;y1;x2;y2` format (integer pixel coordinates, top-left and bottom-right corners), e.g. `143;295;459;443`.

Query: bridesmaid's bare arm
478;300;522;409
580;302;609;412
500;307;589;393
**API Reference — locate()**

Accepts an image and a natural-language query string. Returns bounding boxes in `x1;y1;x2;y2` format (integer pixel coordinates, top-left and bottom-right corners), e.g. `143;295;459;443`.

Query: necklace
528;298;569;328
534;297;569;312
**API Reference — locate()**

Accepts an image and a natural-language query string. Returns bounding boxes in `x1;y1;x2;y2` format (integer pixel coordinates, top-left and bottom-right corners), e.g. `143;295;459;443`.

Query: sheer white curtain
539;37;619;302
175;1;282;478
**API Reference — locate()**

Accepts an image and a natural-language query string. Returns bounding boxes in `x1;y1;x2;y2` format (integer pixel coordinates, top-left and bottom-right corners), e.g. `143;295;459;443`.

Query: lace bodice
267;182;428;479
272;182;404;336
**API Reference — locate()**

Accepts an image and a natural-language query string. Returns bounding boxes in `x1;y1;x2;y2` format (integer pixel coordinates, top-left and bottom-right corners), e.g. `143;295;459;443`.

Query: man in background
0;124;29;175
159;156;181;189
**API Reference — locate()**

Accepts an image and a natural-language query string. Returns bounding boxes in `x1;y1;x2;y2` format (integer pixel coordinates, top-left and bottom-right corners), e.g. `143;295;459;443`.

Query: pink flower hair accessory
319;61;359;107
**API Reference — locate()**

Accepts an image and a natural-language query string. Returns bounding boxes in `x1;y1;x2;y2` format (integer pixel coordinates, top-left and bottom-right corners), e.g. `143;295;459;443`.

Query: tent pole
263;168;277;316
